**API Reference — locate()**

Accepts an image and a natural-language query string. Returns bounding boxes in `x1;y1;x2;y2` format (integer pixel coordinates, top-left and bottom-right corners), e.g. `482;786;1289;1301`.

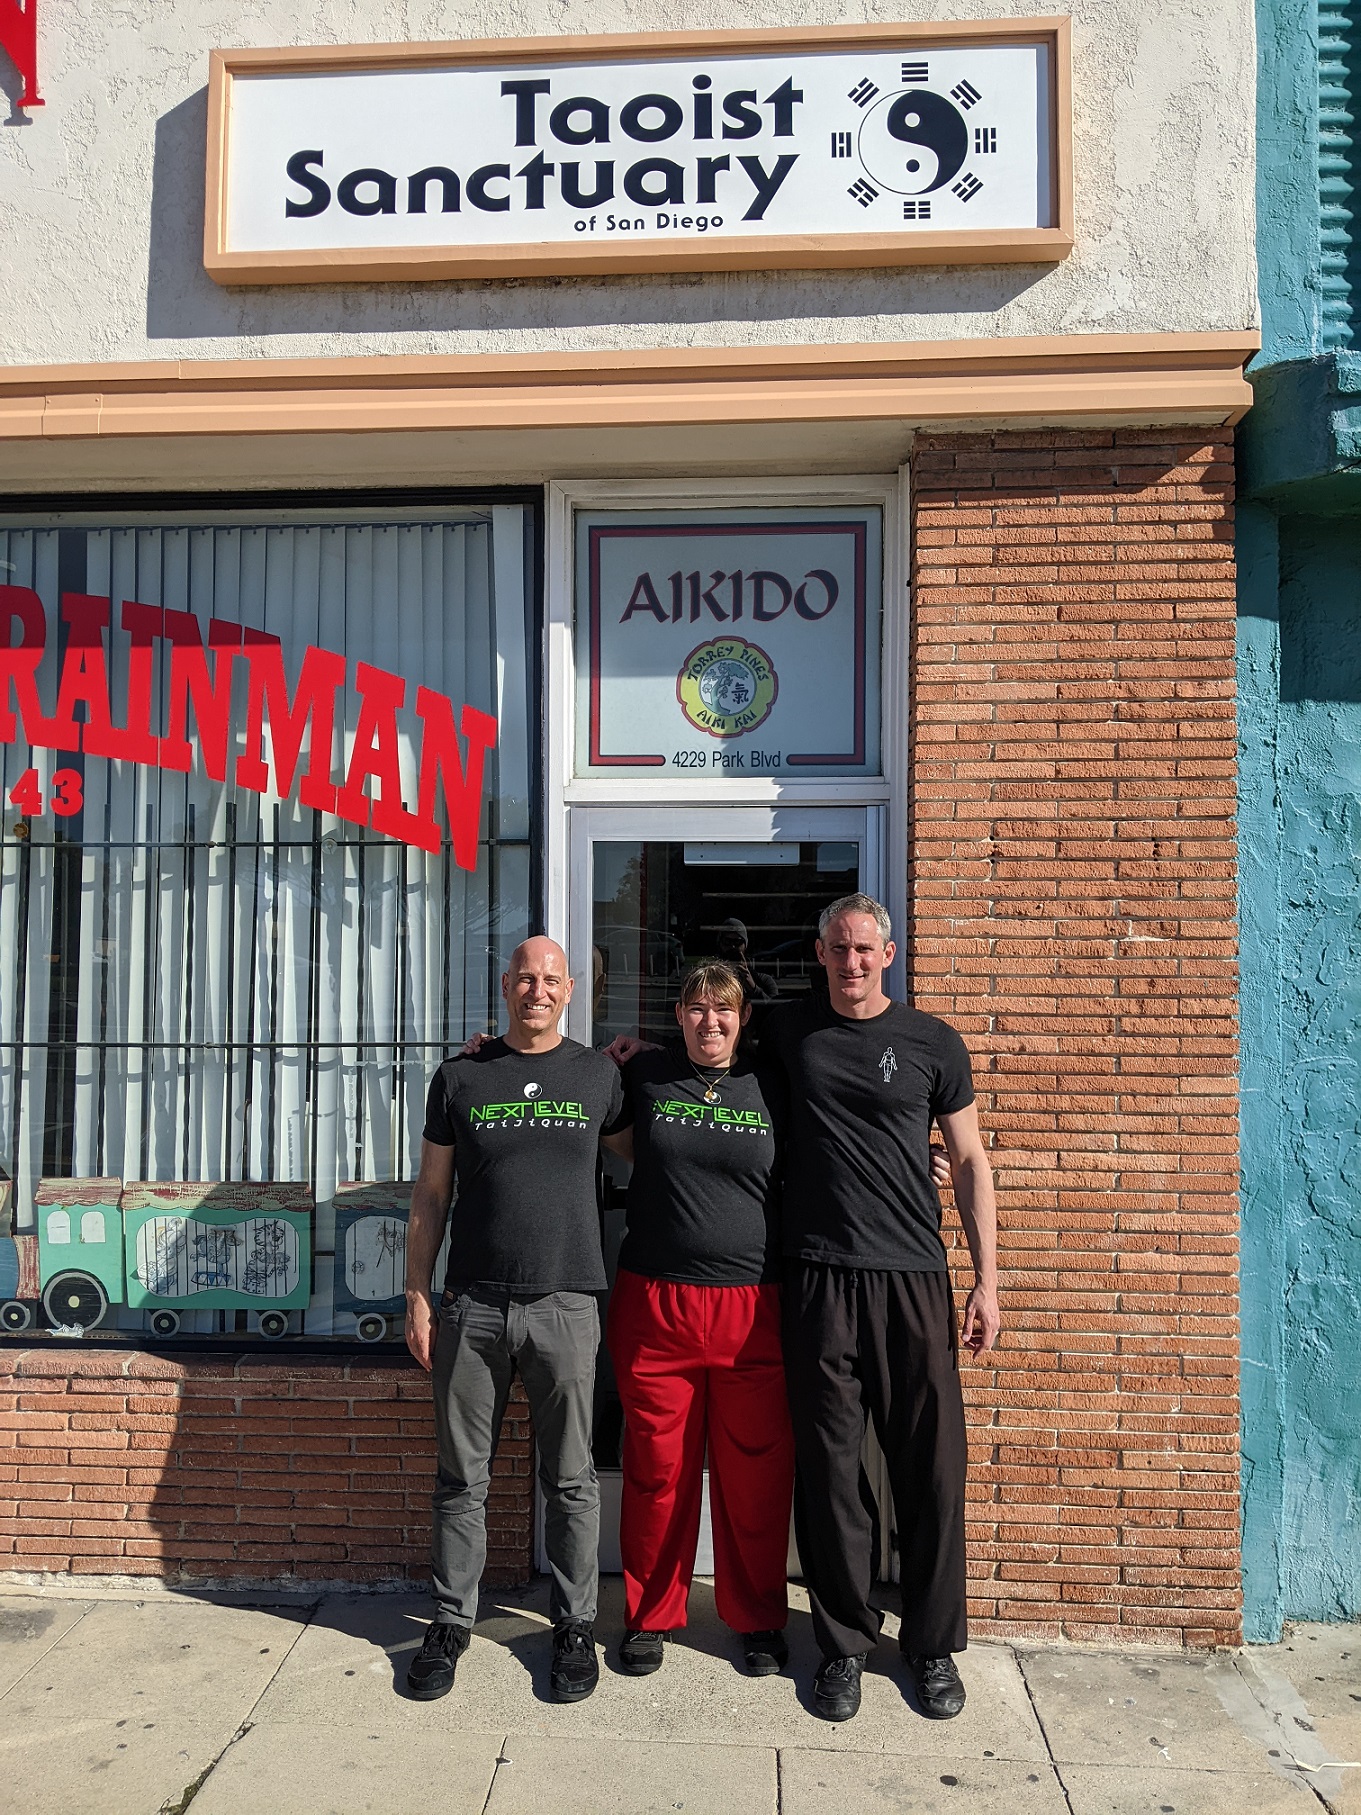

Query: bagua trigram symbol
879;1046;898;1084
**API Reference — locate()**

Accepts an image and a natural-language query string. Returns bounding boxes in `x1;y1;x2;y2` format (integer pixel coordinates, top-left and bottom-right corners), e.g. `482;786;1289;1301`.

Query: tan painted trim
209;20;1074;73
204;230;1074;285
204;21;1074;285
0;334;1259;441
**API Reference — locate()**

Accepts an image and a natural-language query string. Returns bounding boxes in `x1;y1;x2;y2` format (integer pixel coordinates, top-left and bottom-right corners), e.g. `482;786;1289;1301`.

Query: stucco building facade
1;2;1255;1643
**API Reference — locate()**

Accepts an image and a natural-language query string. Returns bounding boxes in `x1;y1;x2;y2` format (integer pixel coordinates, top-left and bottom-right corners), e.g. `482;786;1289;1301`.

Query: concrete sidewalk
0;1580;1356;1815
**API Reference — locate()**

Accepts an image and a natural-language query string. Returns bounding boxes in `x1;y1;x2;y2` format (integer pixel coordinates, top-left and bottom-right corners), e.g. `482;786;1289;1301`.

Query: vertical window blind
0;503;535;1340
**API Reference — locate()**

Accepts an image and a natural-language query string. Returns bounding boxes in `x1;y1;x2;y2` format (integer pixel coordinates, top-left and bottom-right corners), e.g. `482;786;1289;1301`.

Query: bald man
404;937;627;1705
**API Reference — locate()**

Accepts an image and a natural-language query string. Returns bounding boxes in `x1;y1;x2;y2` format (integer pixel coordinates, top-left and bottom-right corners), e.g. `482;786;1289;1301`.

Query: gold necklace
689;1058;733;1104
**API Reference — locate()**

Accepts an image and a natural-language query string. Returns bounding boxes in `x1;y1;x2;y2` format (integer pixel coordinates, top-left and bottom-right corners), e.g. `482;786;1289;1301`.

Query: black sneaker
619;1629;667;1675
742;1629;789;1676
813;1652;866;1721
406;1620;469;1700
550;1619;600;1702
905;1652;966;1718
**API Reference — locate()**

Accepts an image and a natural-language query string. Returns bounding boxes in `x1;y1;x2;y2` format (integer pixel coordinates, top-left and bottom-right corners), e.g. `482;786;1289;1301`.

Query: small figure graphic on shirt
879;1045;898;1085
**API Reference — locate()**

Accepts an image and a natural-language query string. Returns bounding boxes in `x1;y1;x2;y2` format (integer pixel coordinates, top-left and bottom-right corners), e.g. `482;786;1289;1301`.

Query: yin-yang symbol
857;88;969;195
523;1082;541;1099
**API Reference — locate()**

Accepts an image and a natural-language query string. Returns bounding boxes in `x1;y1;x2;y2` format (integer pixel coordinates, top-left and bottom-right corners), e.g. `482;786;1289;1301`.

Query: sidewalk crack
157;1720;253;1815
1014;1646;1077;1815
479;1732;512;1815
0;1599;97;1703
1228;1653;1339;1811
155;1598;319;1815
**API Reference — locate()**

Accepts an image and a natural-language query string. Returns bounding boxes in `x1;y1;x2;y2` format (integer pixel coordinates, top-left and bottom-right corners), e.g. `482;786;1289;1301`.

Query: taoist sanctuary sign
205;21;1072;284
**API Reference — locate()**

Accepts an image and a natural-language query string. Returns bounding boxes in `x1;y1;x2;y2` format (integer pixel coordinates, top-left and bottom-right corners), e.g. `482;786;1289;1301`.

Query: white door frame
535;471;911;1584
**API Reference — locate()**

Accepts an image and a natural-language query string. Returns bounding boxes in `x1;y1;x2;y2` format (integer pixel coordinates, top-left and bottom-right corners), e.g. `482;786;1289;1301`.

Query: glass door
566;807;880;1570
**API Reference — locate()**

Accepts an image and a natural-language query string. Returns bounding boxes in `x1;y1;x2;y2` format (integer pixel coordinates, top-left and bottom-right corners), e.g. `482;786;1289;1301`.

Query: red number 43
7;767;84;817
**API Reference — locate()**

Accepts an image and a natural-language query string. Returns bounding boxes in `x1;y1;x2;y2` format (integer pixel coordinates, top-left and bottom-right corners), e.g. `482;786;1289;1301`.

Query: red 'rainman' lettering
413;691;499;866
234;631;345;812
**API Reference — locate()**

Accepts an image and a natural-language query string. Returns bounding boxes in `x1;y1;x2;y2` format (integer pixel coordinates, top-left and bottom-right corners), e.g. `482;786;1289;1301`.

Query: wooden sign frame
204;20;1073;285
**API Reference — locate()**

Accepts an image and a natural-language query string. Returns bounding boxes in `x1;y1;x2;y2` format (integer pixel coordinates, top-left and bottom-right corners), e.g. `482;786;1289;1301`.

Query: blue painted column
1236;501;1286;1642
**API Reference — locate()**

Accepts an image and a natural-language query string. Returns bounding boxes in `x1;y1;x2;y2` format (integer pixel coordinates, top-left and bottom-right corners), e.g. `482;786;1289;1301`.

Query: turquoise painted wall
1238;505;1361;1638
1243;0;1361;1638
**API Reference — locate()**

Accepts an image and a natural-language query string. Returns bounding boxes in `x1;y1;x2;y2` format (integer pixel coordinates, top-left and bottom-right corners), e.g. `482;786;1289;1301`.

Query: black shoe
406;1620;469;1700
550;1619;600;1702
905;1652;966;1718
813;1652;866;1721
619;1629;667;1675
742;1629;789;1676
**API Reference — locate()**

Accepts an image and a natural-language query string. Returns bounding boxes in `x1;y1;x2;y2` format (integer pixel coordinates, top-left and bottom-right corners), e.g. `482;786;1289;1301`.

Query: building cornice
0;333;1259;442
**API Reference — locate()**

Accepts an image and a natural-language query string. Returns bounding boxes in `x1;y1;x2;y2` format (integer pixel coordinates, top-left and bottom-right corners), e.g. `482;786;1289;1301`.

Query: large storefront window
0;499;537;1344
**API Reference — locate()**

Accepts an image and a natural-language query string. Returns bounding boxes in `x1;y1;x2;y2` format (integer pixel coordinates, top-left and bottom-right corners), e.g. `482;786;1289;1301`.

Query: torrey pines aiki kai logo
676;638;779;739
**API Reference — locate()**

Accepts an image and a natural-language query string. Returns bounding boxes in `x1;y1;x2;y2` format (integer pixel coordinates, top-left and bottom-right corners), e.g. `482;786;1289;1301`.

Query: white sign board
575;509;882;779
206;25;1072;283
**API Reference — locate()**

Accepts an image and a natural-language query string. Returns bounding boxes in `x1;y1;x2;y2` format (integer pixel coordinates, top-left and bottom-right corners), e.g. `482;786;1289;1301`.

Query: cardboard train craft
331;1180;413;1342
0;1178;315;1337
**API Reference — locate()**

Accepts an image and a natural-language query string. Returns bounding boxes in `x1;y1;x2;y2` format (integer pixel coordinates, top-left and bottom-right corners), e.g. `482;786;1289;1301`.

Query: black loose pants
783;1262;968;1661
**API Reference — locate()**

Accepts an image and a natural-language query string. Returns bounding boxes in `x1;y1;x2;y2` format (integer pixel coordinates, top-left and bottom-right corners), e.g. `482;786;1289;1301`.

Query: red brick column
909;428;1240;1647
0;1349;533;1588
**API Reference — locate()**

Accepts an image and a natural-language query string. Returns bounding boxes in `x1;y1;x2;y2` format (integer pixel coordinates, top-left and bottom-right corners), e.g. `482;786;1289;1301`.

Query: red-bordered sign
585;519;869;769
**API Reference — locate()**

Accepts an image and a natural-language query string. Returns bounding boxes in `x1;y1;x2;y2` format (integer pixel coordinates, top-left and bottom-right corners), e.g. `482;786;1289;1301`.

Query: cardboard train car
331;1180;412;1343
0;1178;314;1337
0;1176;429;1339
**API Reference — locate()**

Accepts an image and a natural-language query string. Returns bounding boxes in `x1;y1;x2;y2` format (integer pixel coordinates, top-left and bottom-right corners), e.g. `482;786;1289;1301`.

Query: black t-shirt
616;1044;782;1287
423;1037;626;1293
762;998;975;1272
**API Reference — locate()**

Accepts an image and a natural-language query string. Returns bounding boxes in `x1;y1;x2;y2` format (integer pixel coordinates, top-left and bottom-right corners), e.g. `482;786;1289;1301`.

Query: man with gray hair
403;936;628;1706
763;893;1000;1723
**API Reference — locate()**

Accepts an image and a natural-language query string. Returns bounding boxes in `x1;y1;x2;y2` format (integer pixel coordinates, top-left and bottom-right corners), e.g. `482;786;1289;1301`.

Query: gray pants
431;1285;600;1629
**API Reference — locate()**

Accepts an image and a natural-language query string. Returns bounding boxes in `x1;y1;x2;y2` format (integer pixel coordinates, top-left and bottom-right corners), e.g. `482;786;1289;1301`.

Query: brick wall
0;1349;533;1587
911;427;1240;1647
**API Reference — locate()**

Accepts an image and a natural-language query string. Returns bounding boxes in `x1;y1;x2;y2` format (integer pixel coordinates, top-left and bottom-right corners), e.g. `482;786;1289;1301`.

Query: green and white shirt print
618;1044;782;1287
424;1038;627;1293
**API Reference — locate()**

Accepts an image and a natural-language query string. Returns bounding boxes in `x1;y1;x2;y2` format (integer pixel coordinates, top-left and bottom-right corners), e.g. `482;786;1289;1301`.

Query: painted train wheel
257;1310;289;1340
1;1299;33;1332
149;1309;182;1337
42;1272;109;1332
355;1313;388;1344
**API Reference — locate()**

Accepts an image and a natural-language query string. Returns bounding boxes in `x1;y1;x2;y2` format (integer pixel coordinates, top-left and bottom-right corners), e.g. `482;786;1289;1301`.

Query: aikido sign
576;510;883;778
205;22;1072;283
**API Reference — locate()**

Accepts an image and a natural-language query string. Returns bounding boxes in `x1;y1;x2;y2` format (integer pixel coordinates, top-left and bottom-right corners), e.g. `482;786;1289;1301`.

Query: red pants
607;1268;794;1633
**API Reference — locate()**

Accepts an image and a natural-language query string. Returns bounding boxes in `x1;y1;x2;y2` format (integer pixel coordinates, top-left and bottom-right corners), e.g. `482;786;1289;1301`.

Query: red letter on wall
334;663;425;843
49;593;118;753
234;630;344;812
412;692;498;866
0;1;43;110
160;612;242;781
0;586;64;747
